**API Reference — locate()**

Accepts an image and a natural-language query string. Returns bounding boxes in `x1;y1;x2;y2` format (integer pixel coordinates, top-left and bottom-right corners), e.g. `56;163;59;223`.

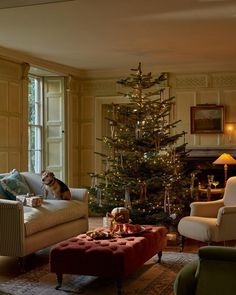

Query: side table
198;188;224;201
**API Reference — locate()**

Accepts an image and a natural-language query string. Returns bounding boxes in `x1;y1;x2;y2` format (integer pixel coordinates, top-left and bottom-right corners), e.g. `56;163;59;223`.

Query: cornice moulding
0;46;235;80
0;46;85;77
82;68;166;80
83;64;236;80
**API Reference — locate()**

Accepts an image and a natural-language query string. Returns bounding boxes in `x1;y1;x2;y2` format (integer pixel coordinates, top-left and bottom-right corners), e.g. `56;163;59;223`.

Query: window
28;76;43;173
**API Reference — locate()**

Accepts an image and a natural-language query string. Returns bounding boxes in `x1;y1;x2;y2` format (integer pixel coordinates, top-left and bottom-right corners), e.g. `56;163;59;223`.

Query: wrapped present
26;195;43;207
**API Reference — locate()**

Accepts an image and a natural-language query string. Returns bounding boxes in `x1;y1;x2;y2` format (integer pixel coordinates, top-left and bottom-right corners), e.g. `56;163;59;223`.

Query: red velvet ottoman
50;225;167;294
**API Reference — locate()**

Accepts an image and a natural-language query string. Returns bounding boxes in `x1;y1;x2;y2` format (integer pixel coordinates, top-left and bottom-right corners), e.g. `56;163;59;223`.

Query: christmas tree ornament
96;188;102;207
125;187;131;209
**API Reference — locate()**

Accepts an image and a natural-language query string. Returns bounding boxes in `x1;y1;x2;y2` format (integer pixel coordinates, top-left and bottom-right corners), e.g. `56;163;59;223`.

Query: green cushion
0;186;7;199
0;170;31;201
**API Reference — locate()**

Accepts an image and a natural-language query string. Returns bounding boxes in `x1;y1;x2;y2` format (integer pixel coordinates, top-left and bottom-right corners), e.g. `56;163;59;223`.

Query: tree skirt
0;252;197;295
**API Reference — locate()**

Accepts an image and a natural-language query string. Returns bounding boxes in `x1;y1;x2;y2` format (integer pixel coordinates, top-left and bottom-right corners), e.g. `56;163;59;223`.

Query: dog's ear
46;171;55;177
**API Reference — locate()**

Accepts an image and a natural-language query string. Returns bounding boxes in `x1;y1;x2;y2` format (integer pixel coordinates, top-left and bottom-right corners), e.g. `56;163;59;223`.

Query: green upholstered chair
174;246;236;295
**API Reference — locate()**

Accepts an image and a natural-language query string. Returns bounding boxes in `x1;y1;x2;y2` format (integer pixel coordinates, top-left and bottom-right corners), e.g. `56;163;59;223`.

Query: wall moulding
175;74;208;89
80;73;168;96
211;73;236;88
0;46;84;78
174;72;236;89
66;75;80;93
80;79;118;96
0;58;22;80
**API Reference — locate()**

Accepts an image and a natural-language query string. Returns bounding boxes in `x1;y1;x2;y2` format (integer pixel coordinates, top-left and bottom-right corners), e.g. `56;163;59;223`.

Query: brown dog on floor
41;170;71;200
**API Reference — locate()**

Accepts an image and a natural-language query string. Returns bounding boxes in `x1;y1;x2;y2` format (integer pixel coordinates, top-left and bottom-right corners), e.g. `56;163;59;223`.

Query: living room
0;0;236;294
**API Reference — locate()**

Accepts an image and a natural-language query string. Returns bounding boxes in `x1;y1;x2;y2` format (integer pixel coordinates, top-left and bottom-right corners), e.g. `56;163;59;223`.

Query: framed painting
190;105;224;134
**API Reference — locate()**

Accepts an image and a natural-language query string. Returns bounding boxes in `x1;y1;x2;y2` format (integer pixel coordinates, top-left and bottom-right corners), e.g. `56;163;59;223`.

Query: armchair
178;176;236;248
174;246;236;295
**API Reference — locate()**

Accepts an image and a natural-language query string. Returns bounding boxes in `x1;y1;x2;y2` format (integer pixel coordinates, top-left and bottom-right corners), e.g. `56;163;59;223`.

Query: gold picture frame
190;105;224;134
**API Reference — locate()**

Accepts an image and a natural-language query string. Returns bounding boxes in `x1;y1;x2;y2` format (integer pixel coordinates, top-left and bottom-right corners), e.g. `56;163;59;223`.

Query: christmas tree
88;63;188;226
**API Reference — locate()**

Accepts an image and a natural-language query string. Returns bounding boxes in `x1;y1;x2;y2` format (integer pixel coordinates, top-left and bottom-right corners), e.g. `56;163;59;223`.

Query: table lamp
213;153;236;186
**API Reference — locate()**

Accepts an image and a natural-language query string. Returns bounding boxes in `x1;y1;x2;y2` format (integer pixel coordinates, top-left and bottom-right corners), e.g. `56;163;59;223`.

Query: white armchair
178;176;236;249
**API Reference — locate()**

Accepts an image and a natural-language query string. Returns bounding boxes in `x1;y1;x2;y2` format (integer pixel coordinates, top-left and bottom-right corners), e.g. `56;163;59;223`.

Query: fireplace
185;148;236;189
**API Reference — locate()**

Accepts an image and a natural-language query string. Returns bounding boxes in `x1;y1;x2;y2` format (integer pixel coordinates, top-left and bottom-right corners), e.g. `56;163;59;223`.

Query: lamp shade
213;153;236;165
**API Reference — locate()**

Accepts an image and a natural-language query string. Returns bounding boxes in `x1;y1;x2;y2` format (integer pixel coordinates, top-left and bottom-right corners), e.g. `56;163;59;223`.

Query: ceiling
0;0;236;76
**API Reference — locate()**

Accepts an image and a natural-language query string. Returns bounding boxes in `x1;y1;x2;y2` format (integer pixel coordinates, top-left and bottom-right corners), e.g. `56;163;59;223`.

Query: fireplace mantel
186;148;236;159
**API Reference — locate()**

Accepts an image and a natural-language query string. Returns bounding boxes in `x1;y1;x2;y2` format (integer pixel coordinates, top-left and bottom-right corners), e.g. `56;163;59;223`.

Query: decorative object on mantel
190;104;224;134
186;148;236;158
213;153;236;186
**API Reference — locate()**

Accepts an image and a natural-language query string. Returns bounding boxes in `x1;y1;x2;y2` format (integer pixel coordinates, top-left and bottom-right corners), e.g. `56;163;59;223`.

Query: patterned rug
0;252;197;295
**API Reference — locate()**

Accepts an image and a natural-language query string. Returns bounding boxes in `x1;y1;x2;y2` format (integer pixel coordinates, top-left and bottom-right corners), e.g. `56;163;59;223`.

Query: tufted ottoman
50;225;167;295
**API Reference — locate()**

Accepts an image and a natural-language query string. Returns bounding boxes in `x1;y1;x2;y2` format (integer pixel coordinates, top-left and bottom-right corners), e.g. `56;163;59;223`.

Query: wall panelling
0;59;28;172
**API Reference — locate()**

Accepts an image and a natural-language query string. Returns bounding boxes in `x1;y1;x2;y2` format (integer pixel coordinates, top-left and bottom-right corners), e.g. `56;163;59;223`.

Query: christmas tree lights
88;63;188;225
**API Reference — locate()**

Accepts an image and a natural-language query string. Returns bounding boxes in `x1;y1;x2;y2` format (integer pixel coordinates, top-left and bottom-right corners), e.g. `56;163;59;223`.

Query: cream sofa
0;172;88;258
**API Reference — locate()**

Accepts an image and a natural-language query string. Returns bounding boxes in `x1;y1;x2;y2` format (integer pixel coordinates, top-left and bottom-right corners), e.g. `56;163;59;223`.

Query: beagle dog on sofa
41;170;71;200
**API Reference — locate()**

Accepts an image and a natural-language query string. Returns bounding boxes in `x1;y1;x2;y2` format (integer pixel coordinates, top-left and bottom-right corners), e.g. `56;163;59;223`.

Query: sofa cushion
0;170;31;200
21;172;52;198
0;176;8;199
24;199;87;237
0;187;7;199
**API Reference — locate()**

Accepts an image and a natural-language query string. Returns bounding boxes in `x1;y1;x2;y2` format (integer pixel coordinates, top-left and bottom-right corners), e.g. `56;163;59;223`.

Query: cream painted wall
78;79;119;186
66;75;81;186
0;58;28;173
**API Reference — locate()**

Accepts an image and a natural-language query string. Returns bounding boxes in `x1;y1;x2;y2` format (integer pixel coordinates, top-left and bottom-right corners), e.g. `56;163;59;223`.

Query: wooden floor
0;217;235;283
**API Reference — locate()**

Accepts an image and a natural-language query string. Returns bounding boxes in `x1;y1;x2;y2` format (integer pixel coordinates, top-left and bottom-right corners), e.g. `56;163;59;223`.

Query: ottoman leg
157;251;162;263
180;236;185;252
117;278;122;295
55;273;63;290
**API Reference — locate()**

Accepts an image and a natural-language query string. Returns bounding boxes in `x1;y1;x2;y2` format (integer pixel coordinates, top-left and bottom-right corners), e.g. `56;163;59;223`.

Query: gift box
26;196;43;207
